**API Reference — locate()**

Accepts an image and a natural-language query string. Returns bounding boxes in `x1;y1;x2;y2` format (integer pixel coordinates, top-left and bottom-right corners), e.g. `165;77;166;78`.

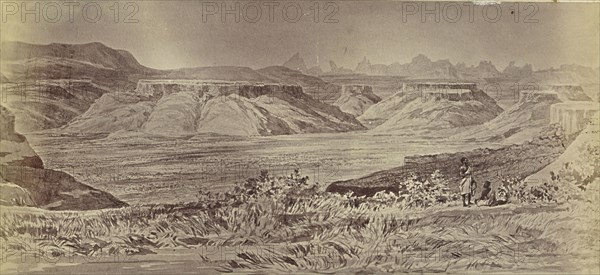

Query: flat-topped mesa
342;84;374;94
402;82;477;92
519;84;590;102
135;79;304;100
340;84;380;101
402;82;485;102
519;90;561;102
550;102;599;135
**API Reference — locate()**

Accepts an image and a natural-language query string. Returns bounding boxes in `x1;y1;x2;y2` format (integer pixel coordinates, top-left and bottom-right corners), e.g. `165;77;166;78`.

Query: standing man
459;157;474;207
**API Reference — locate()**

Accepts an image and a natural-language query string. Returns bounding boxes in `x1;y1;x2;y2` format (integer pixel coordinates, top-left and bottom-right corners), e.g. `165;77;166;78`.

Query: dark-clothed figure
475;181;494;206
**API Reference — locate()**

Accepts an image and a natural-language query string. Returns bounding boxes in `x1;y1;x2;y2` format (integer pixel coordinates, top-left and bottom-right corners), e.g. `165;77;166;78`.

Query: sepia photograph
0;1;599;273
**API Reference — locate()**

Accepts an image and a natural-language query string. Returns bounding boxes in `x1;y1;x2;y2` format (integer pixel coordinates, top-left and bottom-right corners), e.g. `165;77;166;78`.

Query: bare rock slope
64;81;365;136
452;85;593;143
359;83;503;132
333;85;381;116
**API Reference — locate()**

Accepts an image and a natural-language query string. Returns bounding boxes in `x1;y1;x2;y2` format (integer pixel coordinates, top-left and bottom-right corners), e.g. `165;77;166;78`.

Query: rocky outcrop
0;105;44;168
359;83;503;132
0;105;127;210
333;85;381;116
64;80;365;136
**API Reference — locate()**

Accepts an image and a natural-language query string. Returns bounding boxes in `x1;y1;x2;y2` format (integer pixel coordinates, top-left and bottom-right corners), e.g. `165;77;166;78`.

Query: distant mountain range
282;53;600;83
1;40;598;138
0;42;345;132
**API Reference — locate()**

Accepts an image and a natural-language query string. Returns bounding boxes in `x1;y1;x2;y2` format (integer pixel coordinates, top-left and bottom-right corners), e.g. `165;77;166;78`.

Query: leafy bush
364;170;457;209
197;168;318;210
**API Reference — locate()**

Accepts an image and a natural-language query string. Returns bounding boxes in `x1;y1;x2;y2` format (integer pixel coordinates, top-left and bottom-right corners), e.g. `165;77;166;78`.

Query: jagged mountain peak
283;53;308;73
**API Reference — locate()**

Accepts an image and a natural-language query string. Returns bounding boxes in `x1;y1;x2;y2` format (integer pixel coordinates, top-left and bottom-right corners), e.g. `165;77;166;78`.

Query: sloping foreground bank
0;200;597;274
0;105;126;210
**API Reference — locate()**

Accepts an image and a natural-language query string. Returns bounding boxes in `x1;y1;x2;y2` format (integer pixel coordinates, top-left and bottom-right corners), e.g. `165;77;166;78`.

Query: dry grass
1;193;598;273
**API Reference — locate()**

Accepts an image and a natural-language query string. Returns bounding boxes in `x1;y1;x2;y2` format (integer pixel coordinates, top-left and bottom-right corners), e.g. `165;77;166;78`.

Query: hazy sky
2;1;599;71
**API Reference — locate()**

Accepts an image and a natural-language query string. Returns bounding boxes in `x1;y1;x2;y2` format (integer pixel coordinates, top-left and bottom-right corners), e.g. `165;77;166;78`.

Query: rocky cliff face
333;85;381;116
64;80;365;136
0;105;44;168
0;105;127;210
550;102;599;135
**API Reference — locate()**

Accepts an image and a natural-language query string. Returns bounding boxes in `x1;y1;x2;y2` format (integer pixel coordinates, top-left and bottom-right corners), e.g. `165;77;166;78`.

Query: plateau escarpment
64;80;365;136
453;85;594;143
358;83;503;132
550;102;599;135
